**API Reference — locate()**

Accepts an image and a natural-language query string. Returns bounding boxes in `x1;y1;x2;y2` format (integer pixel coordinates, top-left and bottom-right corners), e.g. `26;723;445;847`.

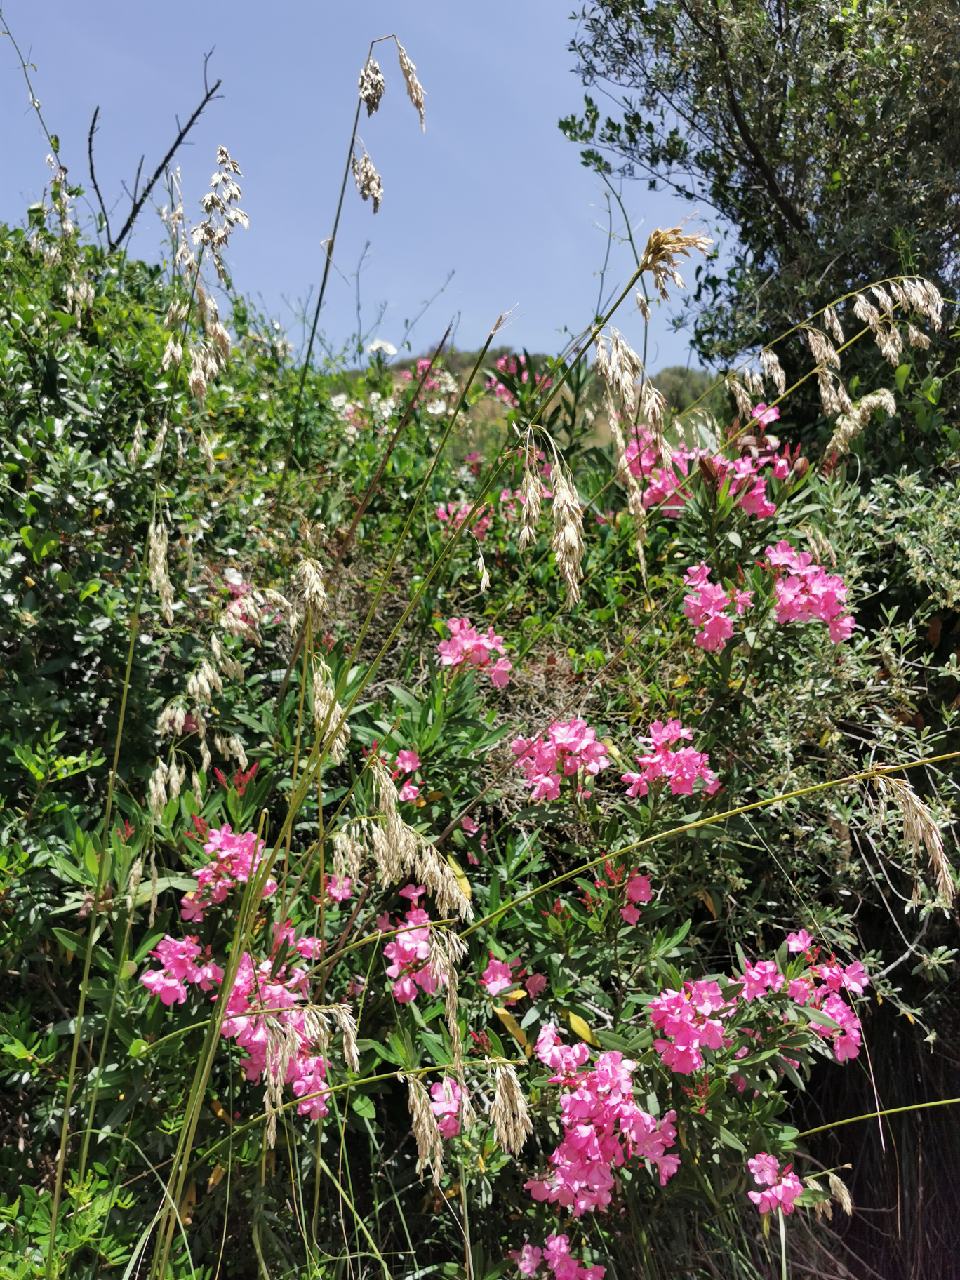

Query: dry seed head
147;759;168;818
870;285;895;316
403;1074;444;1182
804;326;840;370
395;40;426;130
823;305;845;345
264;1017;299;1148
640;380;666;441
429;928;467;1065
877;776;953;905
727;374;753;420
157;700;188;738
147;519;175;624
639;226;712;301
518;453;542;551
332;825;365;881
193;146;248;283
358;56;385;116
595;328;644;418
828;1171;854;1217
352;148;383;213
490;1063;533;1155
476;544;490;593
816;367;852;419
295;557;328;614
551;463;585;607
825;389;896;458
760;347;786;396
906;324;931;350
312;656;350;764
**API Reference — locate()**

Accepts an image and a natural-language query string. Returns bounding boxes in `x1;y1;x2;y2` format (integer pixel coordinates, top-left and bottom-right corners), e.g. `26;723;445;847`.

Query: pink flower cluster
746;1153;804;1216
648;941;868;1076
649;979;735;1075
619;872;653;925
511;719;609;803
624;410;794;521
437;616;512;688
394;748;422;803
380;885;443;1005
429;1077;463;1138
512;1236;604;1280
682;563;753;653
621;719;720;799
401;356;442;392
140;929;334;1120
525;1026;679;1215
140;935;223;1007
436;500;493;541
486;353;552;407
766;541;855;643
180;824;277;923
482;954;517;996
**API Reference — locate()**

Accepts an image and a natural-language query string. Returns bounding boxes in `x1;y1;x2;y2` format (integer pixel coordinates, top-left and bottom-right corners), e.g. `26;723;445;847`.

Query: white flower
426;399;446;416
367;338;397;356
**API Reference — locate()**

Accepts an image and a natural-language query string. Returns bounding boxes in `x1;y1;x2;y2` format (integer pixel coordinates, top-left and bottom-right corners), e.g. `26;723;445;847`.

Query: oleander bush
1;44;959;1280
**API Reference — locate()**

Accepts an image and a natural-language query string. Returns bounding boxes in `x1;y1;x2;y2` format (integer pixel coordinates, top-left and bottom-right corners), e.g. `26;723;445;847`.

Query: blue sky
1;2;713;367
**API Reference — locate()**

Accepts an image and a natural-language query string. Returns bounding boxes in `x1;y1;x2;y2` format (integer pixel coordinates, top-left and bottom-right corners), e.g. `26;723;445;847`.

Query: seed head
352;148;383;213
358;56;385;116
395;40;426;130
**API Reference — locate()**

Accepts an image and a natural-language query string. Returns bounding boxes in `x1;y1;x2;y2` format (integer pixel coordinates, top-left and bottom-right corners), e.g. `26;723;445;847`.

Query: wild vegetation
1;14;959;1280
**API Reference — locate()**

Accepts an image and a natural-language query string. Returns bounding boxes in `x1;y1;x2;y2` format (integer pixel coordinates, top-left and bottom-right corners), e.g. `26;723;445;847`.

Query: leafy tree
562;0;960;365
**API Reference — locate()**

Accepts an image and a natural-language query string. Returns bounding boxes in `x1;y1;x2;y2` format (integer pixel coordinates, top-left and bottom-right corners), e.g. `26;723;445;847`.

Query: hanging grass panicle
395;40;426;130
827;1171;854;1217
352;148;383;214
263;1017;300;1148
639;226;712;302
403;1074;444;1183
147;757;186;820
302;1004;360;1074
518;447;543;552
760;347;787;397
490;1063;533;1155
312;656;351;765
476;542;491;593
551;462;585;607
804;325;841;370
594;329;651;578
192;146;249;282
147;518;175;624
727;373;754;421
358;56;385;116
295;557;328;614
822;304;845;345
371;757;472;918
213;734;248;770
429;927;469;1075
816;366;853;419
877;775;954;906
825;389;897;458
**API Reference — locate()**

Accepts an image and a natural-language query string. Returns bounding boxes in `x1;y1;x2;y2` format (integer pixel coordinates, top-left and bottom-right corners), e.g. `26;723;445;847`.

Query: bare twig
86;106;112;243
108;52;222;252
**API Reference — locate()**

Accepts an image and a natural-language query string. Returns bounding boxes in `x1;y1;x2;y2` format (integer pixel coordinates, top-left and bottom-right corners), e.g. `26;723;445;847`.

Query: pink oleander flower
682;564;752;653
326;875;352;903
482;955;517;996
180;824;277;922
741;959;784;1001
526;1028;678;1214
436;500;493;541
649;979;736;1074
512;718;609;802
787;929;814;953
396;749;420;773
430;1077;463;1139
525;972;548;998
398;780;420;802
460;814;479;834
382;899;441;1006
765;541;854;642
619;872;653;925
752;402;780;427
437;616;512;687
621;720;720;800
747;1153;804;1215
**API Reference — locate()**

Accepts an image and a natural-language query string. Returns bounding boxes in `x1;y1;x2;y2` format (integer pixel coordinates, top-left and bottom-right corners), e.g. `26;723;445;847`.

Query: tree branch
108;56;222;252
86;107;112;244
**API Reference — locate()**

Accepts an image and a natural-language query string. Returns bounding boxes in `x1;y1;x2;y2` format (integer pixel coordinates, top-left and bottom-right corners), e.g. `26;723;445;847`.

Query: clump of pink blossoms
525;1025;679;1215
649;979;736;1075
379;885;443;1005
141;927;334;1120
746;1153;804;1215
430;1077;464;1138
682;563;753;653
511;719;609;802
180;824;277;923
436;500;493;541
482;953;517;996
511;1235;605;1280
621;719;720;799
624;408;794;521
437;616;512;688
393;747;422;802
765;541;855;642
